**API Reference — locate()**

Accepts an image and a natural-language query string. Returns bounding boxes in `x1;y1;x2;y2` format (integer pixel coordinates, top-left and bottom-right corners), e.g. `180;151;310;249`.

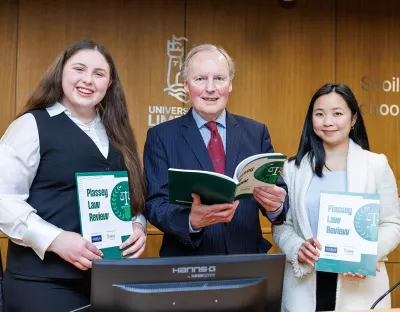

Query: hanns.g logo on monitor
172;266;216;274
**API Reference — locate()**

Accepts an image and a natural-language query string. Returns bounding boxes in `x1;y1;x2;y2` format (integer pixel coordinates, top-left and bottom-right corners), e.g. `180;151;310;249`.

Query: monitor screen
91;253;285;312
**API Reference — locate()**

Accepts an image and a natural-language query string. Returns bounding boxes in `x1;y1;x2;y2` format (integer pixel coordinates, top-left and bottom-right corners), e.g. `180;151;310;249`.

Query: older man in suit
143;44;288;257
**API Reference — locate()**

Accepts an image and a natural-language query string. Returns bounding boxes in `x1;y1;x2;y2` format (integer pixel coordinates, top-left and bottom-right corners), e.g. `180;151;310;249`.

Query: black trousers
316;271;338;311
3;270;91;312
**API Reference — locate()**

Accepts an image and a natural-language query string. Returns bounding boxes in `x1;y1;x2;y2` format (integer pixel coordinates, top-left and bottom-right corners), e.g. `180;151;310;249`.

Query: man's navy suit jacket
143;109;288;257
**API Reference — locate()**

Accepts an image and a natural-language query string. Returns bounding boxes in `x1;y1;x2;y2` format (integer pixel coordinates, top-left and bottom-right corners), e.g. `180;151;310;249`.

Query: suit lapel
225;112;241;178
347;139;367;193
181;109;215;172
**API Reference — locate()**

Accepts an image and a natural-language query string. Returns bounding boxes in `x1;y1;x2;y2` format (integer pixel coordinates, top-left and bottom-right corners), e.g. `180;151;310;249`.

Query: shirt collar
46;102;70;117
46;102;101;124
192;108;226;129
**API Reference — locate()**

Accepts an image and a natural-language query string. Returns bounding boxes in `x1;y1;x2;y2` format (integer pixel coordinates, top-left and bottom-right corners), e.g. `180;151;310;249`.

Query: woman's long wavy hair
290;83;370;177
18;40;146;215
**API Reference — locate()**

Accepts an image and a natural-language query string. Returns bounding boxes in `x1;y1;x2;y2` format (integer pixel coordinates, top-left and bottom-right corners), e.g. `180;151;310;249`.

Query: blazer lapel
225;112;241;178
181;109;215;172
295;157;315;239
347;139;367;193
293;141;367;240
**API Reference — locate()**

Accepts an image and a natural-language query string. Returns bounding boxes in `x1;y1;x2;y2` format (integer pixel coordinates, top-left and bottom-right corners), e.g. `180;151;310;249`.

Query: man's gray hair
180;44;235;81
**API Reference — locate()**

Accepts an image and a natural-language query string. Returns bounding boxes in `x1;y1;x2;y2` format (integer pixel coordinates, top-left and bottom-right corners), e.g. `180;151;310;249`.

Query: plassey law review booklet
316;191;380;276
168;153;286;205
76;171;132;259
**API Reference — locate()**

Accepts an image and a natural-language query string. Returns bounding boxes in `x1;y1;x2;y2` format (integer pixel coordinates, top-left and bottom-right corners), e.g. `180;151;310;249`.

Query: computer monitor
91;253;285;312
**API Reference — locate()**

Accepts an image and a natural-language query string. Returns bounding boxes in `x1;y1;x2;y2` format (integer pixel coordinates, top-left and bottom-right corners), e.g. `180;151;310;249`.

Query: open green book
168;153;286;205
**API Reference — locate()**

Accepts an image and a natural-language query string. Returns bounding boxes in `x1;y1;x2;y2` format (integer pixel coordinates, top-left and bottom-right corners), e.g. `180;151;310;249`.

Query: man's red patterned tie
205;121;226;174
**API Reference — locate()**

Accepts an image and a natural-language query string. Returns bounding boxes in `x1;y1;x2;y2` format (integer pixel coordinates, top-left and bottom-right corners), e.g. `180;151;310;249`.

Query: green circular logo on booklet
110;181;131;221
354;203;380;241
254;162;282;184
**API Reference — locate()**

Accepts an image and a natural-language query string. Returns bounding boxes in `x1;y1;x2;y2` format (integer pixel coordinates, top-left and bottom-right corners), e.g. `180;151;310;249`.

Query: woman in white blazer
273;83;400;311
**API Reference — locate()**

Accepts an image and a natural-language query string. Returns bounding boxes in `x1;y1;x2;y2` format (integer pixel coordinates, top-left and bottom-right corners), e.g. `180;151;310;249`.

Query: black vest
6;109;124;278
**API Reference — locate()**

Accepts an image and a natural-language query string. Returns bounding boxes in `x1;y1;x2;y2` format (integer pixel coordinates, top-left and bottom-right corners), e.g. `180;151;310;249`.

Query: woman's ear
351;113;357;127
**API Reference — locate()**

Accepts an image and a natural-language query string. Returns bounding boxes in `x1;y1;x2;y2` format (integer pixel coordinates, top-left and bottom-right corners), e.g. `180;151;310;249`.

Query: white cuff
266;204;284;221
133;214;147;233
22;218;63;260
189;218;202;233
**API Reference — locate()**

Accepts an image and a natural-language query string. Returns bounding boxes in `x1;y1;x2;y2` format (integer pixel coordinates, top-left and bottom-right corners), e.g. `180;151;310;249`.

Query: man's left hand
253;185;286;213
119;222;147;258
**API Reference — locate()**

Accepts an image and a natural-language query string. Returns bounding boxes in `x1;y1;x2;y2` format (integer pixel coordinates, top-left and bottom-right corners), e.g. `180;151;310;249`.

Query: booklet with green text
168;153;286;205
316;191;380;276
76;171;133;259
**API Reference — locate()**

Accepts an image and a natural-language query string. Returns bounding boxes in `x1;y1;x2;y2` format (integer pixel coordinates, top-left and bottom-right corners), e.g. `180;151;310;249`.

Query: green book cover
168;153;286;206
76;171;132;259
315;191;380;276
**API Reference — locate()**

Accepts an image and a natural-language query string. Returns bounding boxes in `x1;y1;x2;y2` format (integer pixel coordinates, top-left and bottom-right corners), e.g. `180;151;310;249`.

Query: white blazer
273;139;400;311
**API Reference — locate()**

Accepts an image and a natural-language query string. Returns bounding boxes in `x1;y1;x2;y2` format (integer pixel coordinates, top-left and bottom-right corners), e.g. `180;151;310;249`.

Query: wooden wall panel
386;263;400;308
16;0;185;157
0;0;18;136
140;232;163;258
0;233;8;271
336;0;400;186
390;249;400;263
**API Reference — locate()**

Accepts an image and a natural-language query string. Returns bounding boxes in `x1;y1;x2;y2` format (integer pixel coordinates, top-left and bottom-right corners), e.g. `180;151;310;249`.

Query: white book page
233;153;283;180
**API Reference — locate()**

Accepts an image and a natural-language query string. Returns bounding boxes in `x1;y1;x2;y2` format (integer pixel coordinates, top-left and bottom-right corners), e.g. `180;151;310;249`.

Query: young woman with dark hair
273;83;400;311
0;40;147;311
290;83;370;177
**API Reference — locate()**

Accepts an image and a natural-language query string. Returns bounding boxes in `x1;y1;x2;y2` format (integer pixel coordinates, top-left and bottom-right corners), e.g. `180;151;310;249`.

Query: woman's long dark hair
290;83;370;177
19;40;146;215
